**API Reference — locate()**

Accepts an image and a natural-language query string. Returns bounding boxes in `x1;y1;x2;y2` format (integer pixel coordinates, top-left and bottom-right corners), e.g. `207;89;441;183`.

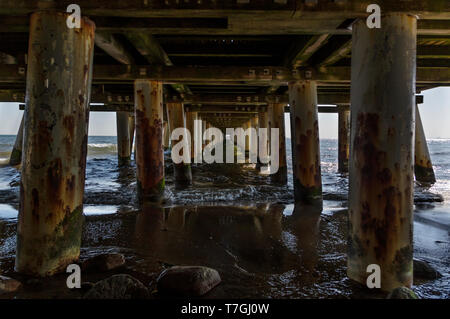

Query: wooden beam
318;39;352;67
94;31;135;64
284;34;330;68
1;1;449;19
2;65;449;85
125;32;192;95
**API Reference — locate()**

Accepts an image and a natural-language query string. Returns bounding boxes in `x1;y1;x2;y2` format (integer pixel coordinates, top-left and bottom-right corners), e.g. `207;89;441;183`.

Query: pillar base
9;148;22;166
271;166;287;184
414;165;436;184
118;156;131;167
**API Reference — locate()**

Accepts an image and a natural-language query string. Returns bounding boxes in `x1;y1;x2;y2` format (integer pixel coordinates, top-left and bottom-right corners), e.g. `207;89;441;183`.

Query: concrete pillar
348;14;417;291
338;108;350;173
250;115;259;162
9;115;24;166
128;114;135;156
243;120;250;153
167;102;192;187
269;103;287;184
186;110;198;162
288;81;322;207
414;104;435;184
134;80;165;203
163;103;171;150
116;111;131;166
256;110;269;170
163;121;170;150
16;11;95;276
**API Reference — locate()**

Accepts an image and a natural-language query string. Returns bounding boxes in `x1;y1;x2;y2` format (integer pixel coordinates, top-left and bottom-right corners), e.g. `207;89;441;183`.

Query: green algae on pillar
9;115;24;166
414;104;436;184
288;81;322;207
116;111;131;166
16;11;95;276
167;102;192;187
348;14;416;291
134;80;165;203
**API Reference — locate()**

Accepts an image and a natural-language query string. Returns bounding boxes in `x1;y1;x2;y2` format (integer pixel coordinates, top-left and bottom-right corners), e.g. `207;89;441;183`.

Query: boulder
387;287;418;299
0;275;21;293
82;253;125;272
157;266;221;296
84;274;149;299
414;258;442;280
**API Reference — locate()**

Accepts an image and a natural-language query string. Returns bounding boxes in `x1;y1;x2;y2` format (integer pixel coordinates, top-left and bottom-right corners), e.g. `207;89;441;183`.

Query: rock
82;253;125;272
387;287;419;299
157;266;221;296
414;258;442;280
0;275;22;293
80;282;95;292
84;274;149;299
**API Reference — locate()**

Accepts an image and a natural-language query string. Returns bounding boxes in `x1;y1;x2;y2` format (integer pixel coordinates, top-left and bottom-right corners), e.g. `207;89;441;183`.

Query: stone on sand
84;274;149;299
157;266;221;296
413;258;442;280
82;253;125;272
0;275;21;293
387;287;418;299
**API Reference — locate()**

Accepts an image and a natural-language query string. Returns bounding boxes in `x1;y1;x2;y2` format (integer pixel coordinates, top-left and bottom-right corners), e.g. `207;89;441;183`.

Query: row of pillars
11;11;437;292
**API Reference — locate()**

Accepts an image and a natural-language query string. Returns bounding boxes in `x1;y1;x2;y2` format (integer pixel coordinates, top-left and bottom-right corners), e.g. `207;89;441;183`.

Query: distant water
1;135;450;206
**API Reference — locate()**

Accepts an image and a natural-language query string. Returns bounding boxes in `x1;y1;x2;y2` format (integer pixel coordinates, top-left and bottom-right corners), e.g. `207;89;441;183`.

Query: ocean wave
87;143;117;156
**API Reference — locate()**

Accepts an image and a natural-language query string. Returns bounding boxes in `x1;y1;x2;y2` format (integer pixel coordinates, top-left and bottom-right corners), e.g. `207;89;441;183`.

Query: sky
0;87;449;139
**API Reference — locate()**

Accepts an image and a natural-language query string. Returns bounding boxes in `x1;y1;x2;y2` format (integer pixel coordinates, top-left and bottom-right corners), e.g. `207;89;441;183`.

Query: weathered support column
186;110;197;162
128;114;135;156
135;80;165;203
414;104;435;184
167;102;192;187
338;108;350;173
250;115;259;162
270;103;287;184
256;110;269;170
163;121;170;150
116;111;131;166
16;11;95;276
288;81;322;207
163;103;171;150
9;115;24;166
348;14;417;291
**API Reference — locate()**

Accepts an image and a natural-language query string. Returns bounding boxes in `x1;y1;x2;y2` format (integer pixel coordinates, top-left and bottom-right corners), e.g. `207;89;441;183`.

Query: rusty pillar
134;80;165;203
288;81;322;207
256;110;269;170
16;11;95;276
338;108;350;173
270;103;287;184
167;102;192;187
348;14;417;291
163;103;171;150
9;115;24;166
414;104;435;184
250;115;259;166
116;111;131;166
128;114;135;156
186;110;197;162
243;120;250;153
163;121;169;150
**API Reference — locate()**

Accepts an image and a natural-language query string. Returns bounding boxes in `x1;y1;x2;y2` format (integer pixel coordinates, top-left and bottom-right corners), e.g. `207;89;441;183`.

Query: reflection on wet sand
132;203;323;278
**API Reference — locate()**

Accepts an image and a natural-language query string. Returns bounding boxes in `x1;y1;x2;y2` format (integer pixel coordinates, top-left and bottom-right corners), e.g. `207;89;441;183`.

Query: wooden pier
0;0;449;291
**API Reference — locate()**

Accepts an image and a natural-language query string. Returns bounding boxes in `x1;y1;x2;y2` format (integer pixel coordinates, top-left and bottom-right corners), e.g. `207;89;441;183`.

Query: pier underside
0;0;449;294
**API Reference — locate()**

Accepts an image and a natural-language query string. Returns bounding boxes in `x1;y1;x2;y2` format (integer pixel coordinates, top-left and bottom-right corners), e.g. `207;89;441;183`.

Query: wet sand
0;199;448;299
